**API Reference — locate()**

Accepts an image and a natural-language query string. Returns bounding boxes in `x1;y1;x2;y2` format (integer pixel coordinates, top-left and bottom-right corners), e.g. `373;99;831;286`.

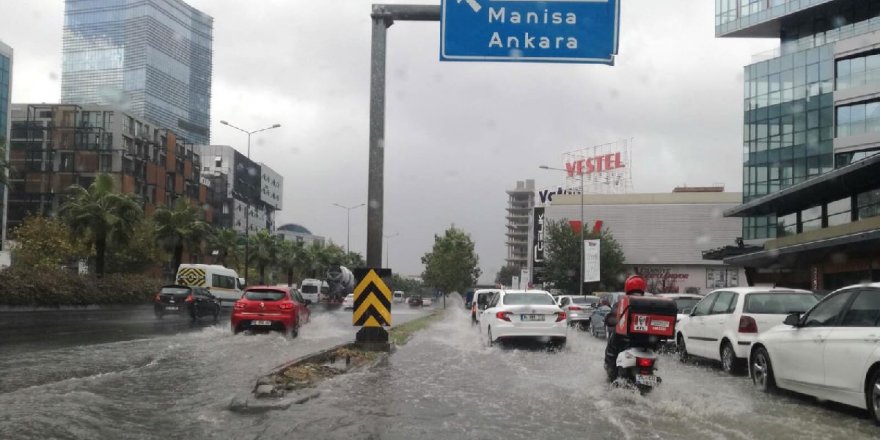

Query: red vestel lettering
584;158;594;174
576;160;584;175
594;156;604;172
604;154;613;171
614;152;623;168
565;162;577;177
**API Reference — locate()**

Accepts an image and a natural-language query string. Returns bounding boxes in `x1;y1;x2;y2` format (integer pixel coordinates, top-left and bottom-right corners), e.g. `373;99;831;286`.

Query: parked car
471;289;502;324
342;294;355;310
655;293;703;324
749;283;880;424
589;303;613;338
231;286;311;337
154;285;221;321
409;295;423;307
422;297;433;307
479;290;567;348
557;295;600;328
676;287;817;373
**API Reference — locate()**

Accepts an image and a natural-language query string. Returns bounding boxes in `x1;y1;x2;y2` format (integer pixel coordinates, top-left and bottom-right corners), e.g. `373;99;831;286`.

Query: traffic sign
352;268;392;327
440;0;619;64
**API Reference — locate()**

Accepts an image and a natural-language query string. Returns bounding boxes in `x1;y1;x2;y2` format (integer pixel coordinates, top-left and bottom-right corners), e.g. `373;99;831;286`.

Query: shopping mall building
543;188;746;295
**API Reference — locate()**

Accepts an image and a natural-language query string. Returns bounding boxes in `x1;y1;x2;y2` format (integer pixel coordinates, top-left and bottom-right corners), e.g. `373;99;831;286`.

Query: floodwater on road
0;300;877;440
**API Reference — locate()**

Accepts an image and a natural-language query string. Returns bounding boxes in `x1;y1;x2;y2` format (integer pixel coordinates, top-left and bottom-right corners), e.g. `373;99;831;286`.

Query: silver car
557;295;600;329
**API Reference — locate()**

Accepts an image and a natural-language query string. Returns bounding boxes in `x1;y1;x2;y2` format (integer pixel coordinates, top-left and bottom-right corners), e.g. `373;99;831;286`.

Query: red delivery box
615;295;677;339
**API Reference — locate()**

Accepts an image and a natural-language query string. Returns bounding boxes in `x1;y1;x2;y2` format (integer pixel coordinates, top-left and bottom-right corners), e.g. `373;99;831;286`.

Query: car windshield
745;293;818;314
572;297;597;305
503;294;556;306
160;287;190;295
673;298;701;313
301;285;318;293
244;290;286;301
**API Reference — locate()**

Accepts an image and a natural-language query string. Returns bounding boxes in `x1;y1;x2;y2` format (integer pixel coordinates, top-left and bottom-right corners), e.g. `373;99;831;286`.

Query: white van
175;264;245;307
300;278;323;304
393;291;405;303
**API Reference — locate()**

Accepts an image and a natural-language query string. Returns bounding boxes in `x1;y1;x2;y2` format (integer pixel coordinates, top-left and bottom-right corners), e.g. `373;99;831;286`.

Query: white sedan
480;290;567;348
749;283;880;424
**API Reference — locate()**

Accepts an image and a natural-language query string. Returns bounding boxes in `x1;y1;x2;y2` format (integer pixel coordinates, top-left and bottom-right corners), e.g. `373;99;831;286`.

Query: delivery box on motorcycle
614;296;677;339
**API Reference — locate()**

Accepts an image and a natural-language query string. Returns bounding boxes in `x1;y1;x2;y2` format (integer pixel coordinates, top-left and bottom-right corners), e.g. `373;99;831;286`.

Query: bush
0;267;164;307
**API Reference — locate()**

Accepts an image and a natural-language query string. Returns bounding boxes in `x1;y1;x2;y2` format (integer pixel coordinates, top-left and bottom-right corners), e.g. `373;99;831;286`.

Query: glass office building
61;0;213;145
718;0;880;240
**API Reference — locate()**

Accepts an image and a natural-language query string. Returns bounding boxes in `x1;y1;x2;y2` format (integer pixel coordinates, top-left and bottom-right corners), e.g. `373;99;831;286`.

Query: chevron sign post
352;268;392;344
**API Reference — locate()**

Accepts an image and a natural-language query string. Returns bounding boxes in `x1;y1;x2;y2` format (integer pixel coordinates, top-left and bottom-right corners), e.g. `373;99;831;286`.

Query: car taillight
739;315;758;333
185;294;193;303
280;302;294;310
496;311;511;322
636;357;655;368
556;311;567;322
569;306;583;311
234;301;246;310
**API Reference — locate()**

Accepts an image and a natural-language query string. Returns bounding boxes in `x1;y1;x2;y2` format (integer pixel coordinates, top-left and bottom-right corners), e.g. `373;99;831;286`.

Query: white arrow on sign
457;0;482;13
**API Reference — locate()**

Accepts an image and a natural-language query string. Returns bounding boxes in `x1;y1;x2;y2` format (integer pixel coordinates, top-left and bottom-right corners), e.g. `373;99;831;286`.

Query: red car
231;286;311;337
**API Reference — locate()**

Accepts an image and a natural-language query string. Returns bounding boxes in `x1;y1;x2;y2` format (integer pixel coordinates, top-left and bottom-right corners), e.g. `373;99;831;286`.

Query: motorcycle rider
604;274;647;380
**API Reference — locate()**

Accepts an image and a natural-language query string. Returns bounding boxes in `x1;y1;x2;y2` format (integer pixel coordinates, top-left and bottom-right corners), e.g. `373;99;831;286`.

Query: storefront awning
724;154;880;217
724;229;880;267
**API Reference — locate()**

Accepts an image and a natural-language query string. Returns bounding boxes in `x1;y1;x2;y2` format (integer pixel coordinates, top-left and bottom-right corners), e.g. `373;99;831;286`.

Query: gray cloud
0;0;776;283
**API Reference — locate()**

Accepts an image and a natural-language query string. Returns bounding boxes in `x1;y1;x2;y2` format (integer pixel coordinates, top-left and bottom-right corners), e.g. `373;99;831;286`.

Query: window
100;153;113;172
502;293;555;306
710;292;736;314
212;274;236;289
826;197;851;227
745;293;817;314
59;153;74;171
840;289;880;327
244;289;285;301
777;212;798;236
858;189;880;220
800;205;822;232
215;156;222;167
691;293;717;317
836;101;880;137
560;297;570;306
803;291;855;327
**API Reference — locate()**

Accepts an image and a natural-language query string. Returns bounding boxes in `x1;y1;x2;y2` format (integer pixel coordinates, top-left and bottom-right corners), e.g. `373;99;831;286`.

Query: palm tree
209;228;241;267
59;174;143;276
153;198;212;276
249;229;280;284
277;239;306;287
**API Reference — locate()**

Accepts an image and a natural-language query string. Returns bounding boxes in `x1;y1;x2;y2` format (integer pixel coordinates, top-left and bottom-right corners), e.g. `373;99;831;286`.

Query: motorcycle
613;345;662;393
605;295;677;394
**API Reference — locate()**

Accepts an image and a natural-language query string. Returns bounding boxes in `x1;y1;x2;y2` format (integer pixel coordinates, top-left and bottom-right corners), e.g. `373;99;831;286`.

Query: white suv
675;287;817;373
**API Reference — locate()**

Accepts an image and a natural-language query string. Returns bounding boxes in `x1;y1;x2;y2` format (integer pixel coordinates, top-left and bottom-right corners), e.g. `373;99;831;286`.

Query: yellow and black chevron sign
177;267;206;286
352;268;392;327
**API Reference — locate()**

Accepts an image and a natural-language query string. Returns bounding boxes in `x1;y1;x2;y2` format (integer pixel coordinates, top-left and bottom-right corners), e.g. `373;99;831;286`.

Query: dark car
154;285;221;321
408;295;423;307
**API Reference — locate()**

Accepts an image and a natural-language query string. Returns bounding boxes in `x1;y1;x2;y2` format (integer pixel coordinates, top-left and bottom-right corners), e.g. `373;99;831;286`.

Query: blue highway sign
440;0;620;64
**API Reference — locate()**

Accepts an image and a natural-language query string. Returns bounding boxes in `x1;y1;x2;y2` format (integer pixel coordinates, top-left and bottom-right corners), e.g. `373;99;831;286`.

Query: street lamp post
220;120;281;283
333;203;366;253
539;165;585;296
384;233;399;268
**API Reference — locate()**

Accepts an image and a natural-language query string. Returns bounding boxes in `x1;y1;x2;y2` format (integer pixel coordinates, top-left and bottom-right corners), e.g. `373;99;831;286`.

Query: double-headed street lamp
384;232;399;268
220;120;281;283
539;164;585;296
333;203;366;253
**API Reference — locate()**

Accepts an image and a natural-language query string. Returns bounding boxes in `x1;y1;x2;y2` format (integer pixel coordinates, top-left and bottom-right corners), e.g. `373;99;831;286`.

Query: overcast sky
0;0;775;283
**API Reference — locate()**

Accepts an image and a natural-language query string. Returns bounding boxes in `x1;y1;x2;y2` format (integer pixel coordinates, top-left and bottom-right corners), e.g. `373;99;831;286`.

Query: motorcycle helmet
624;275;647;295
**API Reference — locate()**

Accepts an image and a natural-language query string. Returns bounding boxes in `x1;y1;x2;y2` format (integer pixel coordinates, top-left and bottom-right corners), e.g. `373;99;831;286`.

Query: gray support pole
366;4;441;268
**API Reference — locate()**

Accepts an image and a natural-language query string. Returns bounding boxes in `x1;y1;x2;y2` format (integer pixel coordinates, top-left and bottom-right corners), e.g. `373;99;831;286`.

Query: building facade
505;179;535;269
0;41;12;250
195;144;281;234
7;103;211;233
61;0;213;145
716;0;880;289
275;223;325;247
546;190;746;295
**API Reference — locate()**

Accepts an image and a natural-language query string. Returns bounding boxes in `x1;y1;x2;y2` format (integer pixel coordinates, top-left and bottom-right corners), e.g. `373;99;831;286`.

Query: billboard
584;239;601;283
531;207;545;284
561;139;633;195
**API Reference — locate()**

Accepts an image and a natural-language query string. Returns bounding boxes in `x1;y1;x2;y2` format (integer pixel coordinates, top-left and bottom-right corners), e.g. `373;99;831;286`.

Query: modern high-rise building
0;41;13;251
61;0;213;145
714;1;880;289
505;179;535;269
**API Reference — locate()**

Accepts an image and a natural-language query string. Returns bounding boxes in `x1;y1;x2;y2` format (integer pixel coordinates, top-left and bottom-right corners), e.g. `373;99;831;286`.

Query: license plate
252;320;272;326
521;314;545;322
635;374;658;387
165;306;178;311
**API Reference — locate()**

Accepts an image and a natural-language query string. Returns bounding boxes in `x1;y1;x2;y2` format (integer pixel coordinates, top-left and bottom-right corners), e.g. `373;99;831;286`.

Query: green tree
105;219;165;274
59;174;143;276
276;239;306;286
249;229;280;284
421;226;482;294
542;219;626;293
11;215;90;269
495;265;521;287
388;273;425;296
153;198;212;276
343;251;366;268
209;228;242;267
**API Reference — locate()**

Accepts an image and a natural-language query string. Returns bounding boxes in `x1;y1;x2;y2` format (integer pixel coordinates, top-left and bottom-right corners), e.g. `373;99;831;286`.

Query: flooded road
1;300;878;439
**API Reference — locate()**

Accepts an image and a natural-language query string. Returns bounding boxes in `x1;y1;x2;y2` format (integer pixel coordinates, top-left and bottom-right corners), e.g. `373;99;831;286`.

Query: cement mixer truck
325;265;355;303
